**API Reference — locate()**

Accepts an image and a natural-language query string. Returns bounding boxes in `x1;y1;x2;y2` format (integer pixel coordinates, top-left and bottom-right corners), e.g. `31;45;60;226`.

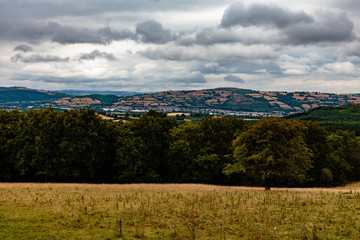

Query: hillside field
1;183;360;239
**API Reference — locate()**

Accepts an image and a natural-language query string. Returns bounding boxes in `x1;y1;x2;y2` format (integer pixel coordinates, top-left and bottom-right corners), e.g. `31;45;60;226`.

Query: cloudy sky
1;0;360;93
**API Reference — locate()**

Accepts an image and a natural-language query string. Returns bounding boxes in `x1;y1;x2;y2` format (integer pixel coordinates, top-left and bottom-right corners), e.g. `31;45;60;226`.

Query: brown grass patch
167;113;191;116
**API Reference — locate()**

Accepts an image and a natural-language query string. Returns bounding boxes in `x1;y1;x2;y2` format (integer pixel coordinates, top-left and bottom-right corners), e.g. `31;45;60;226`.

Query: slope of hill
286;104;360;135
112;88;360;113
0;87;67;103
114;88;271;112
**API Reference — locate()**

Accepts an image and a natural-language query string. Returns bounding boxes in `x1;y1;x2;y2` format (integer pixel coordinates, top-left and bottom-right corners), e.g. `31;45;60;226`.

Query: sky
1;0;360;93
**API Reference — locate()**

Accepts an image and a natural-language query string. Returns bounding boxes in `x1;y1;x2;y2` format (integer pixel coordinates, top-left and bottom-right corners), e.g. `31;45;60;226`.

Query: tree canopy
224;118;313;189
0;108;359;187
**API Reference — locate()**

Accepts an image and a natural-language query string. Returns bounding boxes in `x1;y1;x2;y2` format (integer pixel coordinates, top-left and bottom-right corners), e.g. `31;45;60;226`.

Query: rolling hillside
111;88;360;113
0;87;67;103
2;86;360;114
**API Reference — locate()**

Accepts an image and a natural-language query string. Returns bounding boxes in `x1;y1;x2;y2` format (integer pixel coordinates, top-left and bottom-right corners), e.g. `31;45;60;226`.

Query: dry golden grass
1;183;360;239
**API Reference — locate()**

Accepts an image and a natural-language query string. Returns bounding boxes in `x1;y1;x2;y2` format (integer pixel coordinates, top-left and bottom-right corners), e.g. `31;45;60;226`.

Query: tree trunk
264;179;271;190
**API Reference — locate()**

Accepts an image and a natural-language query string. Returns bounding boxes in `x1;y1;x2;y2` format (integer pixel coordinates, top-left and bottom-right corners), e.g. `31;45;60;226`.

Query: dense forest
286;104;360;135
1;107;360;188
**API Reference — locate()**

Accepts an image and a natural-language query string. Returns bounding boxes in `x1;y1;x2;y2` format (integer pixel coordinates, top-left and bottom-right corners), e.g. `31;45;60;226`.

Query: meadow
1;183;360;240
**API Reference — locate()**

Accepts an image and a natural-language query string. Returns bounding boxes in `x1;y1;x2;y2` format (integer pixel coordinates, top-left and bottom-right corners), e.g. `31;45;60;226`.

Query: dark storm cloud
0;20;92;43
51;24;135;45
136;20;175;44
11;54;69;63
224;75;244;83
188;27;283;46
284;10;354;44
220;3;355;45
3;21;61;42
1;18;134;45
4;18;177;45
98;26;135;42
14;44;33;52
221;2;313;29
78;50;117;61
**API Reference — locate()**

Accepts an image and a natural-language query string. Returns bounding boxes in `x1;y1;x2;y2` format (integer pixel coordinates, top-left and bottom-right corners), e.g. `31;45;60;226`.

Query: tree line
1;108;359;188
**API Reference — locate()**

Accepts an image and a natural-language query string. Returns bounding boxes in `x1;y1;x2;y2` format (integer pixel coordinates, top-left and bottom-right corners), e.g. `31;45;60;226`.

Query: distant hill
53;94;119;107
3;87;360;114
0;87;67;103
286;104;360;135
111;88;360;113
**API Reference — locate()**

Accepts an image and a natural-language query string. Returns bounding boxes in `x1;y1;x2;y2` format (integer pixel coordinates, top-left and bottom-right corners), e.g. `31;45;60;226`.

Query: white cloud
319;61;359;75
276;54;316;75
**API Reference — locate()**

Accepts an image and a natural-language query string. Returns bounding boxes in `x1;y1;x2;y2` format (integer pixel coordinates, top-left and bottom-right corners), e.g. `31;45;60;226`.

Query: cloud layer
1;0;360;93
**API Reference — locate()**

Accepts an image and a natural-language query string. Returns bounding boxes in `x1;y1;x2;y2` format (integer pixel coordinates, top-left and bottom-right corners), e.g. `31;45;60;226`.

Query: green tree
59;108;112;182
302;121;332;186
115;110;177;182
11;108;60;181
114;126;154;182
224;118;313;190
0;110;22;181
168;122;200;182
168;116;245;184
327;130;360;184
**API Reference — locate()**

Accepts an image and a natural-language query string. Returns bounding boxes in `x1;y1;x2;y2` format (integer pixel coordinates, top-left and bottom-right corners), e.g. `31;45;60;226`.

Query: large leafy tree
224;118;313;190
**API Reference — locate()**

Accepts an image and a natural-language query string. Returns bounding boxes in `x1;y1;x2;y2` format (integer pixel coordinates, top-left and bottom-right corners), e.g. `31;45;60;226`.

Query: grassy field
1;183;360;239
